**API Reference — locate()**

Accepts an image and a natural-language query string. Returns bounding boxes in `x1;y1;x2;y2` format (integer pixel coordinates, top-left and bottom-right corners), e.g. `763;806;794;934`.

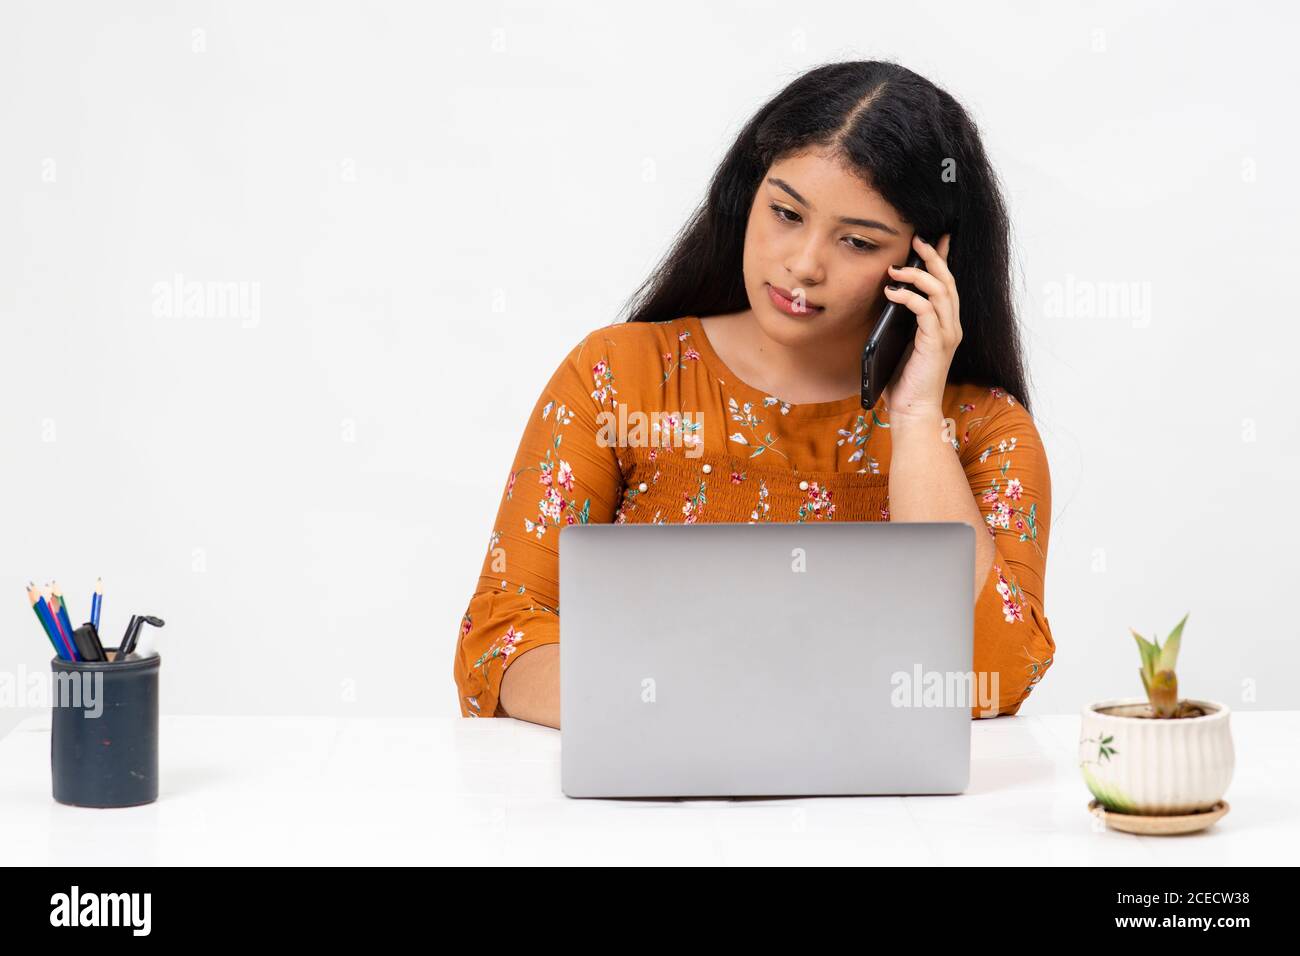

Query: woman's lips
766;283;823;317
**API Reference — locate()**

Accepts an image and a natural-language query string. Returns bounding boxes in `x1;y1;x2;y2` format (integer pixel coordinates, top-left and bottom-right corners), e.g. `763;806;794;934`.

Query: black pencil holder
50;650;160;808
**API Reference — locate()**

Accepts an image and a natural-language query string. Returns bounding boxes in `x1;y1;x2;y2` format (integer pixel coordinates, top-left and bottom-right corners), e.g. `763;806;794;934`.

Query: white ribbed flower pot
1078;697;1234;816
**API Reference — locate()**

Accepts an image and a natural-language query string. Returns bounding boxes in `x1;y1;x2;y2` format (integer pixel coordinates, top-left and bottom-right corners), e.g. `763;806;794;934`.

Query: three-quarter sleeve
959;389;1057;718
453;332;624;717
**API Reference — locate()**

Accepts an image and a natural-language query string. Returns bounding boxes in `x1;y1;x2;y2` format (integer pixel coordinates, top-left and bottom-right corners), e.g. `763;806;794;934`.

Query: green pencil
26;582;61;656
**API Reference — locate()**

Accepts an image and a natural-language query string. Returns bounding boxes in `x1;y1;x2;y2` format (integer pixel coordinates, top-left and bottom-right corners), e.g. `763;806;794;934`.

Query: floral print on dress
749;477;771;523
764;395;793;416
1021;645;1054;696
591;359;618;409
954;388;1014;449
614;491;667;526
660;329;702;388
681;477;708;523
975;433;1042;556
614;443;670;524
721;470;772;524
652;410;704;454
950;389;1043;556
460;581;561;717
508;399;592;538
993;563;1025;623
837;408;888;474
727;396;789;460
467;622;526;713
796;480;836;521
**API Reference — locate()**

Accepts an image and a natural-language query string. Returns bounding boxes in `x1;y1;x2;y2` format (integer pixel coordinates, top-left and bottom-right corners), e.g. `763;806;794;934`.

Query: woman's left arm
881;233;1057;718
890;394;1057;718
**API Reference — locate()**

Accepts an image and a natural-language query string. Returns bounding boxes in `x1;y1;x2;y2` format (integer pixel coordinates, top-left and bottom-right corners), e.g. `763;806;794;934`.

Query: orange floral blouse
453;314;1056;720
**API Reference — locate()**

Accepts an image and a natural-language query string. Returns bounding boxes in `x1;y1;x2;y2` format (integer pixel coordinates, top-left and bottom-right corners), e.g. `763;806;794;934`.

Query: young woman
454;60;1055;729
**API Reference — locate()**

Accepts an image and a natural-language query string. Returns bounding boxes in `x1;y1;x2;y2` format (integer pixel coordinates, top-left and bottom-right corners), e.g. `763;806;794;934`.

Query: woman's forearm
888;410;995;602
498;643;561;728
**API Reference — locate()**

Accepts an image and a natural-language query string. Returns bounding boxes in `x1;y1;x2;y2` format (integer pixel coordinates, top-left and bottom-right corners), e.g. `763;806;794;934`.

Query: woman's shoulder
941;382;1029;418
570;315;691;353
562;316;694;384
942;381;1047;465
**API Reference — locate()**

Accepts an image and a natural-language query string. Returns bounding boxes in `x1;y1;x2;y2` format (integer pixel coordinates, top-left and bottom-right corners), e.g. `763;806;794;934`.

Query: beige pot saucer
1088;799;1229;834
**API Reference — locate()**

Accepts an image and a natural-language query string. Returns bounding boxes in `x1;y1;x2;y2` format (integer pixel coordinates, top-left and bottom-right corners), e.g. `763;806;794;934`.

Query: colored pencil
37;585;77;660
91;577;103;631
45;587;73;658
50;582;76;642
40;601;71;659
27;583;63;657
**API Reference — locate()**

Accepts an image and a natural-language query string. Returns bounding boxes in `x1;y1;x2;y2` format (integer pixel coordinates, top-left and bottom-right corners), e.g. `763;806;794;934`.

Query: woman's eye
768;202;799;223
770;203;877;252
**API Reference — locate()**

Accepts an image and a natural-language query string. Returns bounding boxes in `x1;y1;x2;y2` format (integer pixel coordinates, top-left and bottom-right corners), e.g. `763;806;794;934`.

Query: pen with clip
116;615;164;660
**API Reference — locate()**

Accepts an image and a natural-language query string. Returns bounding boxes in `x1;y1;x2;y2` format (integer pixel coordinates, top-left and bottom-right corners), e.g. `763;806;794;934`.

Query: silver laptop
559;521;975;798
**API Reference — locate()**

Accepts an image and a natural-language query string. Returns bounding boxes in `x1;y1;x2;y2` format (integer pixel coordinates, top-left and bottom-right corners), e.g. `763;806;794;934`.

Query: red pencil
37;584;77;660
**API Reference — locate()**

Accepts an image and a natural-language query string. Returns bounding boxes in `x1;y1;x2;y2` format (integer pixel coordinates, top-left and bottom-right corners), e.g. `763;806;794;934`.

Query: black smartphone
860;241;933;410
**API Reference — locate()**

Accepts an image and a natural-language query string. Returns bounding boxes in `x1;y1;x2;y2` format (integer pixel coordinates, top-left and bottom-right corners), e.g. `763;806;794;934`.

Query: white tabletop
0;711;1294;865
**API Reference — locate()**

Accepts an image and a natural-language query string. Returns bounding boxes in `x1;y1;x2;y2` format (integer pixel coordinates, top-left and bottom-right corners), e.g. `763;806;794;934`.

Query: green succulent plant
1131;612;1189;718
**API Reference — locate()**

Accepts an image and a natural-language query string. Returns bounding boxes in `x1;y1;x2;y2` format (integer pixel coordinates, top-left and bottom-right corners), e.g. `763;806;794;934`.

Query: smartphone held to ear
860;241;933;411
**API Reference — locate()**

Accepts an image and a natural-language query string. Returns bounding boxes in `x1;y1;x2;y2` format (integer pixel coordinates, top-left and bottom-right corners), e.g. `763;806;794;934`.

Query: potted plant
1079;613;1234;826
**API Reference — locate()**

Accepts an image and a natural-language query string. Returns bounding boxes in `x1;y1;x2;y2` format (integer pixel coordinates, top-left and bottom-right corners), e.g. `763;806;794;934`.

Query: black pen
122;615;164;657
115;615;139;661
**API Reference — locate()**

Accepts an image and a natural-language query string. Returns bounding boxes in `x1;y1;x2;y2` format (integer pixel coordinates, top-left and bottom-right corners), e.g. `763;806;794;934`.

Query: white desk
0;712;1294;865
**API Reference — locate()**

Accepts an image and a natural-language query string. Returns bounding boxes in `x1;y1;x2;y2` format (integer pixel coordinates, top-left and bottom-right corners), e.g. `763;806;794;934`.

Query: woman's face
742;149;914;347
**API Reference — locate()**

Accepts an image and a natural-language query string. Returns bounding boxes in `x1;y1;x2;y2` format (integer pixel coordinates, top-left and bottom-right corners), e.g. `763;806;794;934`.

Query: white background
2;1;1296;738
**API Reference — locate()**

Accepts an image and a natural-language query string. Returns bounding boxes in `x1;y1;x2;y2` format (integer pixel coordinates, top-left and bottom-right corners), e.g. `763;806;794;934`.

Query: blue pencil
36;587;77;660
51;582;76;646
27;583;62;657
91;577;102;631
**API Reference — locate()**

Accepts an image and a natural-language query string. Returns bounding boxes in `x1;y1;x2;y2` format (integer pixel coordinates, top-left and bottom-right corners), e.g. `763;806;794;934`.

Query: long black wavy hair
620;59;1033;412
